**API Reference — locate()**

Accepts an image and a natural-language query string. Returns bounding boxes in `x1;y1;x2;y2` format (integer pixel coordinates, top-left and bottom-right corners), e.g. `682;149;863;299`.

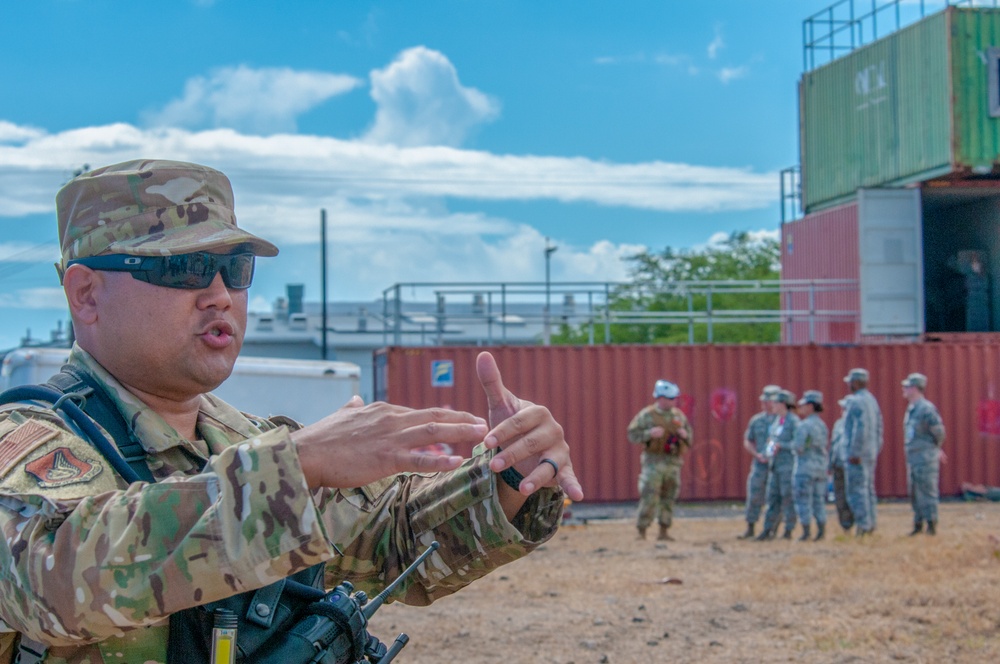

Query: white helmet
653;380;680;399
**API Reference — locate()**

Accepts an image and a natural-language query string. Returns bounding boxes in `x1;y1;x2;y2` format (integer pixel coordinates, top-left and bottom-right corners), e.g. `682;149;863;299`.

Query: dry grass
376;501;1000;663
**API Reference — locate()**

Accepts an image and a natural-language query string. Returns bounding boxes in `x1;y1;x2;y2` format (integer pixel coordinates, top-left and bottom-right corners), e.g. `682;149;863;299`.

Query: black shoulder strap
44;365;154;483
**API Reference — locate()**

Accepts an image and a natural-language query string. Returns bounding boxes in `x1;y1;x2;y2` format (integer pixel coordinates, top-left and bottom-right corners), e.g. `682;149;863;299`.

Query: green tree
553;231;781;345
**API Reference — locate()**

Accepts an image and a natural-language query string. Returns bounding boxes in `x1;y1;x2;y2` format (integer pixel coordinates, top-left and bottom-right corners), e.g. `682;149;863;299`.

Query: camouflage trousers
793;473;827;527
845;460;878;532
636;455;682;529
907;459;940;524
744;461;769;524
761;462;797;534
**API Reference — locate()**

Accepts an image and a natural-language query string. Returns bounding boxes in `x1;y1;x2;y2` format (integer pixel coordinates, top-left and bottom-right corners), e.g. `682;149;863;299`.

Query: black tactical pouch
166;563;327;663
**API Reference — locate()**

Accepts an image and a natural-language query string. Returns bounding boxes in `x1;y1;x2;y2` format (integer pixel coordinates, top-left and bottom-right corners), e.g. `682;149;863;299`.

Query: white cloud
0;121;45;144
0;121;778;229
142;66;362;135
364;47;500;147
0;287;67;309
0;242;60;262
708;26;725;60
718;65;749;84
700;228;779;251
561;239;645;282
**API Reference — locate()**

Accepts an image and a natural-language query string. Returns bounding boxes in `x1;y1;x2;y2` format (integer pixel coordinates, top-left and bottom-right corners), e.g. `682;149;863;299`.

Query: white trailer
0;348;360;426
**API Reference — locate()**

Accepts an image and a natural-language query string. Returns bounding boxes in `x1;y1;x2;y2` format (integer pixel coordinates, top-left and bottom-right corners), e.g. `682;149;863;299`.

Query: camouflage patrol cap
56;159;278;272
771;389;796;406
843;367;869;383
759;384;781;401
901;372;927;390
798;390;824;409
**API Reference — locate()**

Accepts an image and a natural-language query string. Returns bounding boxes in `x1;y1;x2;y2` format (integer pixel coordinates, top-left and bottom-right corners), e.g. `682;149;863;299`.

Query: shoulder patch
24;447;103;488
0;419;60;476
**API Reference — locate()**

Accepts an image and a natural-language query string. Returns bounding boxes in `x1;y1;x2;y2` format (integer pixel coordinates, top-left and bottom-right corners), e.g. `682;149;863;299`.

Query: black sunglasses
66;252;256;290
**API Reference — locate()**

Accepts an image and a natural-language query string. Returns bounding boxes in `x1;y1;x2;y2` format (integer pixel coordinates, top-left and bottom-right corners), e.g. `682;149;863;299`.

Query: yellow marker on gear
210;608;238;664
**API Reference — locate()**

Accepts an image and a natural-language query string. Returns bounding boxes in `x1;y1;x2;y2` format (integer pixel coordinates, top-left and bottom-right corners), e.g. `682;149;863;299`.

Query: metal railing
803;0;1000;71
381;279;860;346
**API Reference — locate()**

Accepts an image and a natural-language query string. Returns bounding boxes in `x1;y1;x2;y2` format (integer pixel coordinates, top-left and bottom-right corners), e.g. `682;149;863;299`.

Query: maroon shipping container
375;343;1000;504
781;202;860;344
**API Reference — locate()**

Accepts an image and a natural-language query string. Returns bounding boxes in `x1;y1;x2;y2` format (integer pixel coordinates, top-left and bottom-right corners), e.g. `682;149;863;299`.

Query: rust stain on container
376;343;1000;504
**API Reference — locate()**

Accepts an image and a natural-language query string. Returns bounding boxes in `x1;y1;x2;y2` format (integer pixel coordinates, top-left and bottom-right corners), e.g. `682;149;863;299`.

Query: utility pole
321;209;328;360
544;237;558;346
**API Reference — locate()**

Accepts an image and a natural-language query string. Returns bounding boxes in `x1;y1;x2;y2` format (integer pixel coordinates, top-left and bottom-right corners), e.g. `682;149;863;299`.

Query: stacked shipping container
800;7;1000;212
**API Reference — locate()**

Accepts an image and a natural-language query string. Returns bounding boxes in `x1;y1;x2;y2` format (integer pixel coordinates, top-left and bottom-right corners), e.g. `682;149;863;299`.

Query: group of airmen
738;367;947;541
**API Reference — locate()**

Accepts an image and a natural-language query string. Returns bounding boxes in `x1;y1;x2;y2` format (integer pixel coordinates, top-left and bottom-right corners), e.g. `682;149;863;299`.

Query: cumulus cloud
0;121;46;144
0;121;777;224
142;66;362;135
701;228;779;251
364;47;500;147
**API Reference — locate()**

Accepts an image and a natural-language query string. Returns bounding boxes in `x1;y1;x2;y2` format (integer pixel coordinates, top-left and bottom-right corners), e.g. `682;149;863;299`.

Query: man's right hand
291;397;488;489
649;426;665;439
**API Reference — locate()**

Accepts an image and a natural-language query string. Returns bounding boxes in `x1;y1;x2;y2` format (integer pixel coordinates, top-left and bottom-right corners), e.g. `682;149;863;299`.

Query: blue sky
0;0;957;350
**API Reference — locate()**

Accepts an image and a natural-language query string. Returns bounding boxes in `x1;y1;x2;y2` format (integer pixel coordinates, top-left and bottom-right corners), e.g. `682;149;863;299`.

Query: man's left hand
477;351;584;502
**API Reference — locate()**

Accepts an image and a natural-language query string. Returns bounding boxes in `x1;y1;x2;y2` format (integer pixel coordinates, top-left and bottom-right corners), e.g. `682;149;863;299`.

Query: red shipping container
781;201;860;344
376;343;1000;504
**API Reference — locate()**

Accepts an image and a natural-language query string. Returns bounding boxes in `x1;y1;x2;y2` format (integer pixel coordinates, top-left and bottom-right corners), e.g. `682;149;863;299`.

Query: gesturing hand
477;351;584;502
292;397;487;489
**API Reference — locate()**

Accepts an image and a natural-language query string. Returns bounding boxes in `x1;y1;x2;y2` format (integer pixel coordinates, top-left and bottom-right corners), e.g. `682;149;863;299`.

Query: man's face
902;385;919;401
90;269;247;401
655;396;675;410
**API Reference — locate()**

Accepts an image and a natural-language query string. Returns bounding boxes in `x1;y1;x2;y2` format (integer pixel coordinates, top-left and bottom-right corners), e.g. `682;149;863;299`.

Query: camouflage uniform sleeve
744;413;758;445
627;407;654;445
925;403;946;447
876;405;885;453
789;417;808;454
319;444;563;606
676;409;693;447
0;409;333;647
844;402;863;458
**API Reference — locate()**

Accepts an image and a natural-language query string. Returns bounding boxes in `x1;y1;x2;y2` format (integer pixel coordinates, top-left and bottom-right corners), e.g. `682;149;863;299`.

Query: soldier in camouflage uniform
901;373;947;536
790;391;829;541
755;390;799;541
0;160;582;664
828;397;855;532
842;367;884;536
737;384;780;540
628;379;693;541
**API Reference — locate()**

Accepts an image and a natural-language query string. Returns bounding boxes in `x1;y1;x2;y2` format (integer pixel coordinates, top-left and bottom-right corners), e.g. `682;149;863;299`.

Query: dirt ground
375;501;1000;663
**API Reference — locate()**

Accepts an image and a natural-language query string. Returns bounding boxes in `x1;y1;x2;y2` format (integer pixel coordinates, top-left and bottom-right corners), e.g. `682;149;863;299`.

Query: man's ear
63;264;101;325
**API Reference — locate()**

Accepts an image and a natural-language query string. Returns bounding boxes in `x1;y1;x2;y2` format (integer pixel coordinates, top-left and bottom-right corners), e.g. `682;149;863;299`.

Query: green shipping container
801;7;1000;212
